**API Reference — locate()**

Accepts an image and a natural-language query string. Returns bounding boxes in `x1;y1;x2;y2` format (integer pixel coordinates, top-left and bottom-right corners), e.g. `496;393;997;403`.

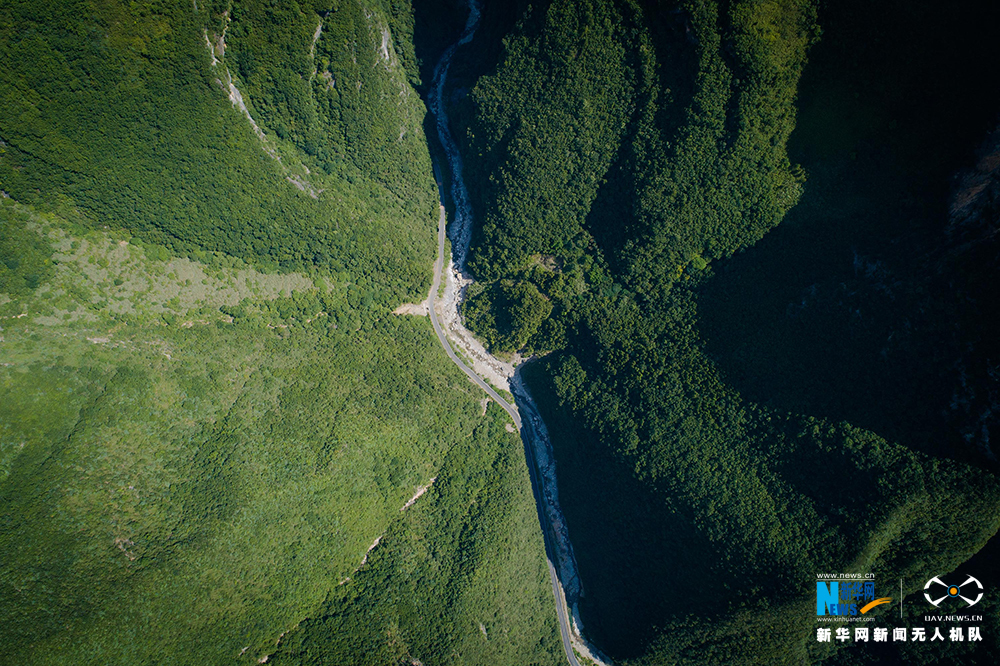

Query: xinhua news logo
817;581;892;617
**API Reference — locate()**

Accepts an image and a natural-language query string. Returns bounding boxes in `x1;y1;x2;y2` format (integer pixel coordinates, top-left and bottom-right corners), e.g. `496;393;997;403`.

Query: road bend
426;204;582;666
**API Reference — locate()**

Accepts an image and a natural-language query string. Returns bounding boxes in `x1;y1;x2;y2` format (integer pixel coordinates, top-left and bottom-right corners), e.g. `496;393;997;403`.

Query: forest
0;0;439;302
453;0;1000;663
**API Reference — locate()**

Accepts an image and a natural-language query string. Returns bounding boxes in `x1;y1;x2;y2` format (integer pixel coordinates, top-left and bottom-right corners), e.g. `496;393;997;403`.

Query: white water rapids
428;0;480;271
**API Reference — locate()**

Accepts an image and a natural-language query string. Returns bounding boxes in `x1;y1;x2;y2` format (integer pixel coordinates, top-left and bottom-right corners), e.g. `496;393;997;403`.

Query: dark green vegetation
453;0;1000;663
224;0;428;187
0;0;436;299
464;278;553;354
0;203;53;297
0;1;563;663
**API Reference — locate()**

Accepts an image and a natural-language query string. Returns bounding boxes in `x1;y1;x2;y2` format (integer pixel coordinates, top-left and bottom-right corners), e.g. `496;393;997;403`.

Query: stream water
426;3;611;664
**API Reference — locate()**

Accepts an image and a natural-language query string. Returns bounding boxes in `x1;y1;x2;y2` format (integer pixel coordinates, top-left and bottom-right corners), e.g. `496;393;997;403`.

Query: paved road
426;204;582;666
426;207;521;428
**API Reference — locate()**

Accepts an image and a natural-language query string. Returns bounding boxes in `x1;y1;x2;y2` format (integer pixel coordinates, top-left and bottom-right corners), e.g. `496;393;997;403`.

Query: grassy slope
0;0;563;661
270;404;563;666
0;197;561;664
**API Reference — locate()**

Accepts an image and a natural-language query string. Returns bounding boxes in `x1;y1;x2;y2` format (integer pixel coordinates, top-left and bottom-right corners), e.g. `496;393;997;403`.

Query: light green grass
0;202;561;665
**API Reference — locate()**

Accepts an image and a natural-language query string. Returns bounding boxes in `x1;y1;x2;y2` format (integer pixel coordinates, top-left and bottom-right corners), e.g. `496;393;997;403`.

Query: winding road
426;207;520;427
426;204;581;666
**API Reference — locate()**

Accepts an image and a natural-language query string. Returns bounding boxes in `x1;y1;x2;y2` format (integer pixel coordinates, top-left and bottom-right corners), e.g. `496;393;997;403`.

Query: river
425;2;610;665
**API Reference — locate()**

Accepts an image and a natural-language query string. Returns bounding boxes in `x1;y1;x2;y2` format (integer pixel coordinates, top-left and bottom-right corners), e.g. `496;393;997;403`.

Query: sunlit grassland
0;199;560;664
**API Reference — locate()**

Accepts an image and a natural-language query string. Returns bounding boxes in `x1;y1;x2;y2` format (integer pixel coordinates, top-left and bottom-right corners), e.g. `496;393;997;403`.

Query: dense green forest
0;0;438;301
452;0;1000;663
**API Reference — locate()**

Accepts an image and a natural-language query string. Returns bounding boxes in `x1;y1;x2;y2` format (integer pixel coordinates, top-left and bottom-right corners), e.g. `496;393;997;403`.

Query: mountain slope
0;1;563;663
450;0;1000;663
0;0;436;299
